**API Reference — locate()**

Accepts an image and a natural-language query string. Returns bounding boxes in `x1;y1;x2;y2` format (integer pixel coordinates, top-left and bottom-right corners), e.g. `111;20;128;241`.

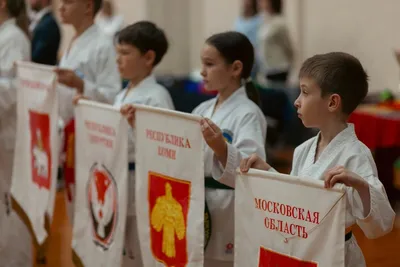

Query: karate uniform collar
0;18;16;32
126;74;157;91
214;86;246;106
309;123;358;165
76;24;99;43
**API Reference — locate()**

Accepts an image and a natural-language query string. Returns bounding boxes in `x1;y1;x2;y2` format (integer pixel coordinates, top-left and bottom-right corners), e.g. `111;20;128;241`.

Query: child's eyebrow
201;56;214;61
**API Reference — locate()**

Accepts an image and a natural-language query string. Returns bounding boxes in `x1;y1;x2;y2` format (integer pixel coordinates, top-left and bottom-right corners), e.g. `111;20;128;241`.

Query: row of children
0;0;395;266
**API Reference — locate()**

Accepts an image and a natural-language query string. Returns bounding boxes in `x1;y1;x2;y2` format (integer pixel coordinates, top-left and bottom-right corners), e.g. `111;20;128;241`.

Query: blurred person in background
234;0;262;48
0;0;32;266
234;0;262;79
29;0;61;65
257;0;293;84
95;0;124;37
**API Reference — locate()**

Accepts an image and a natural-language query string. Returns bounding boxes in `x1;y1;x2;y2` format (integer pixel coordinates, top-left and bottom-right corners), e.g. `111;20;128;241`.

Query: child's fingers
120;104;134;116
324;169;343;188
329;173;346;188
240;158;250;172
72;94;88;105
244;154;259;171
201;119;214;139
205;118;219;133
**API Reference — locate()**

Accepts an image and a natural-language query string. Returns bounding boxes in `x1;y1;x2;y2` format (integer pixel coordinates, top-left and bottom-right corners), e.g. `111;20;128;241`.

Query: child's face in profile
200;44;240;92
295;77;333;128
116;43;154;80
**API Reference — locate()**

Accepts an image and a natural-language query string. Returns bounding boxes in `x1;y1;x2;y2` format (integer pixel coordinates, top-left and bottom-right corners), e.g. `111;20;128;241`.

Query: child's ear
232;60;243;79
144;50;156;67
328;94;341;112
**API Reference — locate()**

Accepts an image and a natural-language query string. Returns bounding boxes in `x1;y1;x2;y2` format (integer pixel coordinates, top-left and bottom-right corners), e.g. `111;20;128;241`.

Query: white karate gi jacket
290;124;395;267
58;24;121;123
192;86;267;263
113;74;174;266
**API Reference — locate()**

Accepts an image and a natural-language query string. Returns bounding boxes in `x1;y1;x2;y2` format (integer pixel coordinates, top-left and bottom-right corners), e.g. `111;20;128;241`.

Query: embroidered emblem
222;129;233;144
87;163;118;250
149;172;190;266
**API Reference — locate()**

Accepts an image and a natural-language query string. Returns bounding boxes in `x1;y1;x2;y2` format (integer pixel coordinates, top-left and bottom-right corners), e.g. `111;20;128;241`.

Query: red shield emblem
148;172;190;267
87;163;118;250
29;110;51;190
258;246;318;267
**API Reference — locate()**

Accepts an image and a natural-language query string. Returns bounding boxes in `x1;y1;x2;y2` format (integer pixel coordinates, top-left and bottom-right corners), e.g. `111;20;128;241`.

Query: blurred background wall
51;0;400;93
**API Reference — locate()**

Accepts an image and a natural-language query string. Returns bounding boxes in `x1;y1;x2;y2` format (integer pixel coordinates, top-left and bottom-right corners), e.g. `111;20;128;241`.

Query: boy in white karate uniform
77;21;174;266
56;0;120;123
241;52;395;267
57;0;120;227
116;21;174;267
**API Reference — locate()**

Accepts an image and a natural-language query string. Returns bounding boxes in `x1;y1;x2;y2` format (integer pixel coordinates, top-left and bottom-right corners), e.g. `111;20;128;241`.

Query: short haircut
299;52;369;115
116;21;169;67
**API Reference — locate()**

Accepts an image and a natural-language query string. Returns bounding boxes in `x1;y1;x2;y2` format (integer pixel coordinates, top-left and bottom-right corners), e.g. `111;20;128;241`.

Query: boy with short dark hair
117;21;169;67
75;21;174;267
115;21;174;267
241;52;395;267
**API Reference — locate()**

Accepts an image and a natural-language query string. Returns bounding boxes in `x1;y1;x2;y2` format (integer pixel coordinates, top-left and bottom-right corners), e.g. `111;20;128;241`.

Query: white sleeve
211;112;266;188
0;78;16;118
83;43;121;104
0;41;26;117
346;155;395;239
289;146;301;176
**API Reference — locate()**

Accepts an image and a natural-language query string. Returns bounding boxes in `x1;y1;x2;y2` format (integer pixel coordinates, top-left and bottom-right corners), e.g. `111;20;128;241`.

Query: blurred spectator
95;0;124;37
257;0;293;84
234;0;262;78
29;0;61;65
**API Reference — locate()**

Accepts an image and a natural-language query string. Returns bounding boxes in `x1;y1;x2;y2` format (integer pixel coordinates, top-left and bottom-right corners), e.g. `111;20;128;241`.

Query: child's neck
314;120;347;162
73;19;94;37
216;82;241;105
128;71;152;89
319;120;348;146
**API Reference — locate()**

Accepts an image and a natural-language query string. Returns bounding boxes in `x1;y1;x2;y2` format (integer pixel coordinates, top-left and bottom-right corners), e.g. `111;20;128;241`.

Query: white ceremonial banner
72;100;128;267
11;61;58;246
235;169;346;267
135;105;204;267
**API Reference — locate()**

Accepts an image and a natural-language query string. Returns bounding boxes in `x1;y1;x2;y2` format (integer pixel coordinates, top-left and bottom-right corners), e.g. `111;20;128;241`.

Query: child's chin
300;119;310;128
202;84;214;92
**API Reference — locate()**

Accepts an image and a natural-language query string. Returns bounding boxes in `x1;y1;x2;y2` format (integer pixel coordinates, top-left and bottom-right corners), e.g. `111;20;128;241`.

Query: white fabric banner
135;105;204;267
72;100;128;267
11;61;58;245
235;170;346;267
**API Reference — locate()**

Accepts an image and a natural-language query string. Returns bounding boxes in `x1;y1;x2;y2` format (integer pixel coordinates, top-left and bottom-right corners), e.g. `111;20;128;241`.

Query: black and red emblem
87;163;118;250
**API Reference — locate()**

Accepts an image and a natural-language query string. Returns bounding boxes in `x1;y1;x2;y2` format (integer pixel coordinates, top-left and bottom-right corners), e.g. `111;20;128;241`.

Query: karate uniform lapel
297;125;357;180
